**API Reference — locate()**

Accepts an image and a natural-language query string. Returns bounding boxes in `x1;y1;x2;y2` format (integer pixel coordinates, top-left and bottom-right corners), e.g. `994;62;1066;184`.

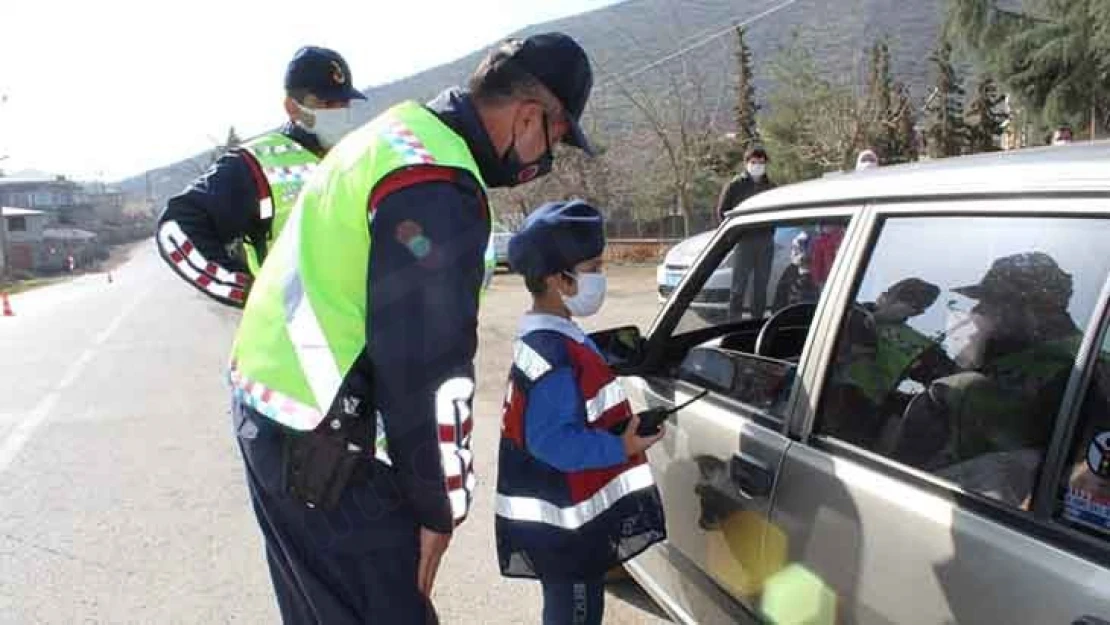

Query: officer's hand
417;526;452;597
622;413;665;458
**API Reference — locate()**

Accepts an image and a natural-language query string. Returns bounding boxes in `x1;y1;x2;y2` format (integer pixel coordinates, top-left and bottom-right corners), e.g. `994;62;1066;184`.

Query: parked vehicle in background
491;221;513;268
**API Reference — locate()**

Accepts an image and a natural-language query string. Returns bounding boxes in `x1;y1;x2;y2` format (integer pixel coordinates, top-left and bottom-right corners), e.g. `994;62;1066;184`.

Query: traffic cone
2;293;13;317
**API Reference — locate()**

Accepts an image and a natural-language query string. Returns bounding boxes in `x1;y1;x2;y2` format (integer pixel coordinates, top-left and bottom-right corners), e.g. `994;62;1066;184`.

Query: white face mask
747;162;766;179
563;272;607;317
295;101;367;149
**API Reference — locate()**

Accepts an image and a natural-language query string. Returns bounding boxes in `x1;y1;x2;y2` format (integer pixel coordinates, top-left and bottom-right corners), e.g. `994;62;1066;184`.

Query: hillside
122;0;952;207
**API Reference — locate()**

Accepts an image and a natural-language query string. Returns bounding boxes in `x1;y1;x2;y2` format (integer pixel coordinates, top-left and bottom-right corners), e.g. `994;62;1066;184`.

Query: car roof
731;142;1110;216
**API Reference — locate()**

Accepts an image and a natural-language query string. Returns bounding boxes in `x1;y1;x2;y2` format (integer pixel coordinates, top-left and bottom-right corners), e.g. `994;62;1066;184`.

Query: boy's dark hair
286;88;310;104
745;146;769;162
524;274;549;295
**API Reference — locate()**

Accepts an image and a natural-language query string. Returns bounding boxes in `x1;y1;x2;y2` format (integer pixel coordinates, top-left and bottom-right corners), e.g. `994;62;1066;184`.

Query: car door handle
729;452;773;499
1073;616;1110;625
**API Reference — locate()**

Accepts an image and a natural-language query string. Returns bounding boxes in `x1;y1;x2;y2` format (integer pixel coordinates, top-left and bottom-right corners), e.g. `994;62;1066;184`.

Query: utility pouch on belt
284;357;374;510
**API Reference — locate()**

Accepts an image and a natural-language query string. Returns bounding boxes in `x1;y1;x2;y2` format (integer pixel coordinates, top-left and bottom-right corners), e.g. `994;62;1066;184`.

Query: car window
1056;324;1110;541
666;217;850;420
817;215;1110;510
671;218;850;336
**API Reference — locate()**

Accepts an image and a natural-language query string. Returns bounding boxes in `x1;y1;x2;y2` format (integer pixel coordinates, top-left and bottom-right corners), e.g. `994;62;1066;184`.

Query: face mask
747;162;766;179
295;101;365;149
947;310;993;369
562;272;607;317
489;111;554;188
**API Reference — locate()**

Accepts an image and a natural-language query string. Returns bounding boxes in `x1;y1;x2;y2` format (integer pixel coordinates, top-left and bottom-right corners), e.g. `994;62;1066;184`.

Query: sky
0;0;622;181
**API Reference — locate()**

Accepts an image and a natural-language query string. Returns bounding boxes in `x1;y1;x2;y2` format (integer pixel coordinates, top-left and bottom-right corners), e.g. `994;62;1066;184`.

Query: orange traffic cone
2;292;13;317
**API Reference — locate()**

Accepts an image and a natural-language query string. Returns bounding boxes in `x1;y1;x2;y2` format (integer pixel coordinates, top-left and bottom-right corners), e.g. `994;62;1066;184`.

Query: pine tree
733;25;759;150
224;126;242;150
947;0;1110;137
924;42;968;158
892;82;919;162
863;41;897;158
965;75;1008;152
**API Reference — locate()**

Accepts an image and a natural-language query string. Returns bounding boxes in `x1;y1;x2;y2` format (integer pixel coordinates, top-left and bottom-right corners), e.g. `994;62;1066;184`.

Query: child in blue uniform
495;200;667;625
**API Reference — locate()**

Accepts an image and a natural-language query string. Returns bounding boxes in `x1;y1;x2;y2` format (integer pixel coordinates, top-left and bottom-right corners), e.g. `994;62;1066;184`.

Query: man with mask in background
719;147;776;321
156;46;367;307
855;148;880;171
715;146;774;223
228;33;595;622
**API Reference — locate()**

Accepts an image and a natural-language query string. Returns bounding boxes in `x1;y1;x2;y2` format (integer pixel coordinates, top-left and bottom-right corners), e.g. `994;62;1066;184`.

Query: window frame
793;196;1110;566
643;204;866;434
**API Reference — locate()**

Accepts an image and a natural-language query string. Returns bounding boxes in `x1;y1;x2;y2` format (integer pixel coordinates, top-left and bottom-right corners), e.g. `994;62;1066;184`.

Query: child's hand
622;413;666;458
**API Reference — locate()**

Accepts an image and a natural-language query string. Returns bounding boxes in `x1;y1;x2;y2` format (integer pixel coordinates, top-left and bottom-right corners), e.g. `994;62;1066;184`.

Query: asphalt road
0;241;670;624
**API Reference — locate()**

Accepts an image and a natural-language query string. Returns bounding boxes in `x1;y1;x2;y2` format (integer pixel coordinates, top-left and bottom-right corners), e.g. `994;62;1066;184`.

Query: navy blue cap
492;33;594;154
508;200;605;279
284;46;366;102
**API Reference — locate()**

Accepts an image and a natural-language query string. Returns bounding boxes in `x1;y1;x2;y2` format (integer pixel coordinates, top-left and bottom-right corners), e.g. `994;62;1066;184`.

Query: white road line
0;288;152;474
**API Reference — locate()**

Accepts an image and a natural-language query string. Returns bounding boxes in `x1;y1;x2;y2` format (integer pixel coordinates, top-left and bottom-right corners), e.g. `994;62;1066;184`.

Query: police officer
156;46;366;307
228;33;594;623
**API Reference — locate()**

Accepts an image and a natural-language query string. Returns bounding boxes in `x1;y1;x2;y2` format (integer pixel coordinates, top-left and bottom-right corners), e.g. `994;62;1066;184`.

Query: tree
760;39;861;182
924;41;968;158
947;0;1110;138
889;82;919;163
965;75;1008;152
733;26;760;151
223;126;242;151
859;40;902;161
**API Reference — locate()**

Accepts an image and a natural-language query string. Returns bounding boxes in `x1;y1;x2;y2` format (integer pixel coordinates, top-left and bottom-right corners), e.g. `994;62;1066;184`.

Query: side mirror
589;325;645;370
678;347;738;393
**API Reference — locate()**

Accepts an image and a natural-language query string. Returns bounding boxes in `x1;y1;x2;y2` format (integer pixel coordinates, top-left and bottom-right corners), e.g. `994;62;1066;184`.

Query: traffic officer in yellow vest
156;46;366;307
228;33;594;623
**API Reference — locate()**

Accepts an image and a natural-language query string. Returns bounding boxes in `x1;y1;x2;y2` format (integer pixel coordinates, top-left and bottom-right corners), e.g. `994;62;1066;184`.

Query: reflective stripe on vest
495;463;655;530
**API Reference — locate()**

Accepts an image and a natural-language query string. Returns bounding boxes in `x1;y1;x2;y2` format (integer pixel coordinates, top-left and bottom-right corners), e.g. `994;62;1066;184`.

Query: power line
596;0;800;90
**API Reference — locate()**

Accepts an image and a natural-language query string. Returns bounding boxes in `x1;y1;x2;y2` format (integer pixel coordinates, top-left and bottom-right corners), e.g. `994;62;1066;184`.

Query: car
657;229;811;324
592;144;1110;624
482;221;515;290
491;221;513;268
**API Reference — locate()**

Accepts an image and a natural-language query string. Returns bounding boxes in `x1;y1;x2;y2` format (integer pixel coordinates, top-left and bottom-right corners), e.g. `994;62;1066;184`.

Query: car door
620;206;865;622
771;199;1110;624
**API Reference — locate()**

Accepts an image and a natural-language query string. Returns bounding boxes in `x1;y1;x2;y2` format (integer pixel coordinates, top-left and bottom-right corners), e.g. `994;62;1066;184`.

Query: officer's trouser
233;397;435;624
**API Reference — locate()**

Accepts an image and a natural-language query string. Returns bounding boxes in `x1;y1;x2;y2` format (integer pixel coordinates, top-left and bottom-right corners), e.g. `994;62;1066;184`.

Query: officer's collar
426;88;501;181
518;313;586;344
281;121;326;157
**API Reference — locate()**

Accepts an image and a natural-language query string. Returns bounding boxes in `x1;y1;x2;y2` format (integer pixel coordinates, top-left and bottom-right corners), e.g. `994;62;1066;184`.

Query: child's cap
508;200;605;280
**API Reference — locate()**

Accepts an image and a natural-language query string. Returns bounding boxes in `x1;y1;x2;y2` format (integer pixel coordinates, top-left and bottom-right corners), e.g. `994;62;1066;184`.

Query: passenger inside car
822;277;953;448
772;231;819;310
880;253;1081;505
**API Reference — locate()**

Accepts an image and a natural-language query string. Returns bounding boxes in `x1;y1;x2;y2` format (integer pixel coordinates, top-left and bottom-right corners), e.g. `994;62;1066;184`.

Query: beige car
593;144;1110;624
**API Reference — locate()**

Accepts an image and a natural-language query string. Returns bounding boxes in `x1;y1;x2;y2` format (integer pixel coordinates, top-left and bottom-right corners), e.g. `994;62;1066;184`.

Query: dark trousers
233;399;436;624
541;578;606;625
729;228;775;320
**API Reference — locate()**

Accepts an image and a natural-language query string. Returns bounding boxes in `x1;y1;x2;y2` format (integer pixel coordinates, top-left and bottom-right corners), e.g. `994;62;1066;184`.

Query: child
495;200;667;625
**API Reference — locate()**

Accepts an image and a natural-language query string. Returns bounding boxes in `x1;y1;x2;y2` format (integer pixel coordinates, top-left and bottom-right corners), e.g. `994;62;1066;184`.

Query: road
0;241;670;624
